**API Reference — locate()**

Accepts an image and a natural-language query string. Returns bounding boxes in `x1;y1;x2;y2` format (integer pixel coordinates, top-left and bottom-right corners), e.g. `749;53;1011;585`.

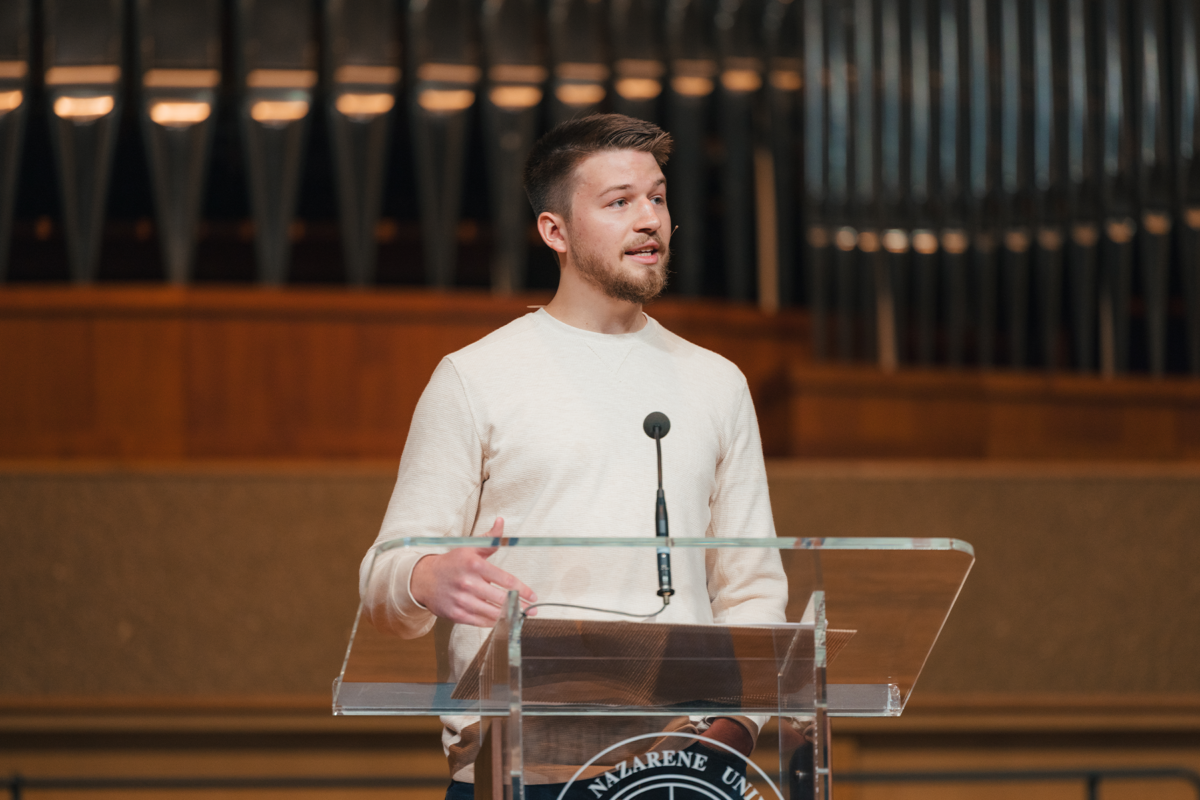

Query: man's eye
653;196;666;205
611;198;628;207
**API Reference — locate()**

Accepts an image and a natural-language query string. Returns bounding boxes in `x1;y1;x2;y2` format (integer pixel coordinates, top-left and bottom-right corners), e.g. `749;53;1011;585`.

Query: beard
572;236;670;304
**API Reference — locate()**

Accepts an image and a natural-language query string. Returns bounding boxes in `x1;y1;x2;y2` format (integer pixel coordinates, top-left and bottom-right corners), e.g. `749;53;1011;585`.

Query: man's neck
543;266;647;334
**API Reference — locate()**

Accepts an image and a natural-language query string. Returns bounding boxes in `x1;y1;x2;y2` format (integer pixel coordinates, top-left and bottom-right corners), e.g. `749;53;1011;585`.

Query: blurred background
2;0;1200;799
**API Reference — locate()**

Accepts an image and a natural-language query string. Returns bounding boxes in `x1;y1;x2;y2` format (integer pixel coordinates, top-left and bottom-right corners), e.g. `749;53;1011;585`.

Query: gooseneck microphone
643;412;674;603
517;416;674;622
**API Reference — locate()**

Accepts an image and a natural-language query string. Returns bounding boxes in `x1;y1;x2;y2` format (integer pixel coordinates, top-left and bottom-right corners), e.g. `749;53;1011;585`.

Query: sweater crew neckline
533;307;659;343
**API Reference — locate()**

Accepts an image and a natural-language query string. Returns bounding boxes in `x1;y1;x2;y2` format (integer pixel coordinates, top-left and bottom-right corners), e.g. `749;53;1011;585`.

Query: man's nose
634;199;662;231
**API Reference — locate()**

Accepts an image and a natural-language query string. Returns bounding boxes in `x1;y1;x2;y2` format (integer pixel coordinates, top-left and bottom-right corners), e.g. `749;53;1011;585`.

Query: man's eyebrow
599;178;667;195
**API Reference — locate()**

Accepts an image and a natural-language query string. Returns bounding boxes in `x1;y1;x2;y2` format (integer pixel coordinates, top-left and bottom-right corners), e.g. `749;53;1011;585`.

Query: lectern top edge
374;535;976;557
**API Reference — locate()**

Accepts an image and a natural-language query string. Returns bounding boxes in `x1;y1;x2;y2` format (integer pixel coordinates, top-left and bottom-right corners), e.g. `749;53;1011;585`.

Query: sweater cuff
407;553;434;611
362;546;438;638
697;714;764;739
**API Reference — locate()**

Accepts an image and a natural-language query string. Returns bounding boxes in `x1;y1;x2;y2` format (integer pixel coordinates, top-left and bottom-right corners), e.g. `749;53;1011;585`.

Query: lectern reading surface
335;537;973;800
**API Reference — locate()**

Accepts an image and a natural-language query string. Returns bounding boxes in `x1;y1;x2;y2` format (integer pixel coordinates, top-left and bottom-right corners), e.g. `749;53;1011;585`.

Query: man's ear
537;211;569;255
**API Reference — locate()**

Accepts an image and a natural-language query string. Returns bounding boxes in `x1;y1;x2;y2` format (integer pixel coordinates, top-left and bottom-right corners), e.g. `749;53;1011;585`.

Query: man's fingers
444;573;537;628
478;582;516;610
471;574;531;610
450;593;496;626
452;594;503;628
477;560;537;603
423;522;536;628
476;559;515;587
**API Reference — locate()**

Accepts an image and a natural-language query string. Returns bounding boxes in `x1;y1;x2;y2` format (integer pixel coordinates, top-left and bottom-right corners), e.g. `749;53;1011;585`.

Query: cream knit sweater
360;309;787;781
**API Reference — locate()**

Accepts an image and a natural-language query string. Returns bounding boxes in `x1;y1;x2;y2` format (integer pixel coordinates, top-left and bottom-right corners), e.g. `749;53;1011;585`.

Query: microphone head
643;412;671;438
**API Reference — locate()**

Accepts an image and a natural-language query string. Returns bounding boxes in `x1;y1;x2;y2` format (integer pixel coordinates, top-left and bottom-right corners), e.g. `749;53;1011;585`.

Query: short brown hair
523;114;673;218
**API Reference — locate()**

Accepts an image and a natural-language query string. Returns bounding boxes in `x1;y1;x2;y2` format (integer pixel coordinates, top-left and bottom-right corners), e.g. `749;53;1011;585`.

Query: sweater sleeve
702;379;789;738
705;379;789;625
359;358;486;639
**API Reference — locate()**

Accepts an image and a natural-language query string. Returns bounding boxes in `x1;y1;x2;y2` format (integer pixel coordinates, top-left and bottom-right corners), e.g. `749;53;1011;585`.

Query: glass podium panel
336;537;972;800
338;537;971;716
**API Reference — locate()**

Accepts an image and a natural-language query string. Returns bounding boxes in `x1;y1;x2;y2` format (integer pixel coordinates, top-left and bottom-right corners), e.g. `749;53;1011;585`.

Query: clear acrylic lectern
335;537;973;800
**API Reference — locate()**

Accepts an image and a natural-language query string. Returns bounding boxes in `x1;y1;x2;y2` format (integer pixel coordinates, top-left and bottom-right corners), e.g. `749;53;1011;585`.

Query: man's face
561;149;671;304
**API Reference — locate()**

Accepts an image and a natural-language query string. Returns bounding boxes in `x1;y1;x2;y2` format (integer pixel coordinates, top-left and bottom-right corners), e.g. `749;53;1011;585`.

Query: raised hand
409;518;538;627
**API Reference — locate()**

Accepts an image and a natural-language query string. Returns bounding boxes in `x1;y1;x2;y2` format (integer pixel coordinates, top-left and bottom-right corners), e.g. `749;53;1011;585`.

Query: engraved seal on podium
558;732;784;800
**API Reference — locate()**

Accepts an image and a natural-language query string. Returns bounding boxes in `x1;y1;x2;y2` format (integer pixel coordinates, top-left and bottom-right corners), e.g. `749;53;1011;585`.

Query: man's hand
409;518;538;627
700;718;754;758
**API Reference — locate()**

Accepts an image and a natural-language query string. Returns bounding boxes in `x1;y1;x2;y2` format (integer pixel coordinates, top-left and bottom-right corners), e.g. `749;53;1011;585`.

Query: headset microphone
643;412;674;603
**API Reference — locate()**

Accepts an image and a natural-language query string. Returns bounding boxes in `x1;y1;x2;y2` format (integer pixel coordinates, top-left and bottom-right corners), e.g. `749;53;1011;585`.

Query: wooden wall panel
789;366;1200;459
8;287;1200;460
95;319;188;457
0;318;96;452
0;287;809;460
0;317;188;458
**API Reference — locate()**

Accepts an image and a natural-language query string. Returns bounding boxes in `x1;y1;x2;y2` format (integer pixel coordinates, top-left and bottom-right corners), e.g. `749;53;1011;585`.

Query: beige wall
767;461;1200;697
4;461;1199;700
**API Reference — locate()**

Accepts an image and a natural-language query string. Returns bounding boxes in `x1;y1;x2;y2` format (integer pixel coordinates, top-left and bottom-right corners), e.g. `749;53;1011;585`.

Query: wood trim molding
838;693;1200;735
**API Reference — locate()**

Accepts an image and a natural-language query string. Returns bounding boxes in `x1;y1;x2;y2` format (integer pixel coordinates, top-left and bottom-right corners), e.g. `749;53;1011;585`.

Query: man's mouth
624;242;661;265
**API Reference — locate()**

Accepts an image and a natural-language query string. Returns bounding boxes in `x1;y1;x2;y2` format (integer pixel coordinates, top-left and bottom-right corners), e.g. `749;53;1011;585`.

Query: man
360;114;786;797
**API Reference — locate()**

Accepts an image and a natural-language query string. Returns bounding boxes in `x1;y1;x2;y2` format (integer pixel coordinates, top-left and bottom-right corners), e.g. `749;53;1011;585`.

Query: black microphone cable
520;599;667;620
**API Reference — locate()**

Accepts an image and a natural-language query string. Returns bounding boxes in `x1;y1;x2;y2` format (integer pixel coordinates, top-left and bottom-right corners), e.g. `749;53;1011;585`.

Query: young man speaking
360;114;786;798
